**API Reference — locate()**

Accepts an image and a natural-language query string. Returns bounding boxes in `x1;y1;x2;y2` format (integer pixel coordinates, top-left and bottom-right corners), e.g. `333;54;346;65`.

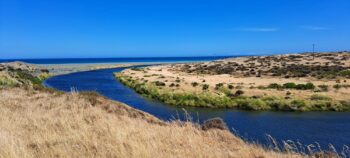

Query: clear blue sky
1;0;349;59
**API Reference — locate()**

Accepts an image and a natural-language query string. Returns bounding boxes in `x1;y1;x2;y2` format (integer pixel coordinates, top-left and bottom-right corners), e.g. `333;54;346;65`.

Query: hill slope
0;87;305;158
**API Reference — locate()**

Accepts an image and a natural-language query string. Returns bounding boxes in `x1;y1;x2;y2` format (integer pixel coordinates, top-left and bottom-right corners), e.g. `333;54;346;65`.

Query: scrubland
117;52;350;111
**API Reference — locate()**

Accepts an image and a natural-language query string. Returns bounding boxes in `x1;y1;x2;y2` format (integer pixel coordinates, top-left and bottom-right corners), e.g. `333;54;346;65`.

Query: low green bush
310;94;332;101
318;85;329;92
38;73;51;81
339;70;350;77
16;71;42;85
130;67;144;71
153;81;166;86
202;84;209;90
268;83;282;89
218;86;232;96
234;90;244;96
289;99;307;111
215;83;224;90
0;77;18;87
234;98;271;110
227;84;234;89
333;84;350;90
296;83;315;90
191;82;199;87
283;82;297;89
267;82;315;90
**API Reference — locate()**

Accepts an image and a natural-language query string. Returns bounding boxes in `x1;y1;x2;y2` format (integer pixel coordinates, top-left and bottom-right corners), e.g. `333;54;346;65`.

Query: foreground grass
115;72;350;111
0;88;308;158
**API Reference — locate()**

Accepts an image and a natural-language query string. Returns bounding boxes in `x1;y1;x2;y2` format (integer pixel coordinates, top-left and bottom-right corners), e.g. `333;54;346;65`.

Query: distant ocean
0;56;237;64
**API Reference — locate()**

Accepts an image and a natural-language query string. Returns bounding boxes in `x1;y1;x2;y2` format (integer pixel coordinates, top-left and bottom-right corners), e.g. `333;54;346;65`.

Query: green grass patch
0;77;18;87
267;82;315;90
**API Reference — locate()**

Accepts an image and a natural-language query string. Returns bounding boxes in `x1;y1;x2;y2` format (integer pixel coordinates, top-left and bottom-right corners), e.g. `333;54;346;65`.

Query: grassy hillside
0;87;306;158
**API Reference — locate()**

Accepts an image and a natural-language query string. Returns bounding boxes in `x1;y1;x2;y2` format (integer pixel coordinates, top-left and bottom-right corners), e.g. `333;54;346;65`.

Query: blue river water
44;66;350;152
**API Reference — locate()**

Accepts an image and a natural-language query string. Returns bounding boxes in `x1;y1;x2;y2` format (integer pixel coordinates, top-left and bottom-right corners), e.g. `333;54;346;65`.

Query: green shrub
268;83;282;89
267;82;315;90
236;98;269;110
169;83;175;87
339;70;350;77
235;86;243;89
234;90;244;96
218;86;232;96
295;83;315;90
257;85;266;89
333;84;350;90
16;71;42;85
202;84;209;90
38;73;51;81
0;77;18;87
130;68;143;71
191;82;199;87
215;83;224;90
304;83;316;90
283;82;297;89
310;94;332;101
310;100;333;111
289;99;307;111
339;101;350;111
318;85;329;92
153;81;166;86
262;96;288;110
333;84;341;90
286;91;291;96
228;84;234;89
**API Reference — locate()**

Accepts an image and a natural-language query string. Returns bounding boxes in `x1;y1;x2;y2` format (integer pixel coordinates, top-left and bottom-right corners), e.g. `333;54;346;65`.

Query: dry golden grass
0;87;304;158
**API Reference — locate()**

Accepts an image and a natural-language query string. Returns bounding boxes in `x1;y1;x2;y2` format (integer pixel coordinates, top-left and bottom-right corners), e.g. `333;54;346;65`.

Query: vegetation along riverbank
115;52;350;111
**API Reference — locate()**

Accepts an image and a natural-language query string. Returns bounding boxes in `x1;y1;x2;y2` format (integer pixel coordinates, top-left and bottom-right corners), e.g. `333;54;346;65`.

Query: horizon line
1;50;349;61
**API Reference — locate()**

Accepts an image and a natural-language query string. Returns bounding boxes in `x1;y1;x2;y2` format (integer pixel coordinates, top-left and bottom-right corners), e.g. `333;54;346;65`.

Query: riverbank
116;52;350;111
2;61;139;75
0;63;312;157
